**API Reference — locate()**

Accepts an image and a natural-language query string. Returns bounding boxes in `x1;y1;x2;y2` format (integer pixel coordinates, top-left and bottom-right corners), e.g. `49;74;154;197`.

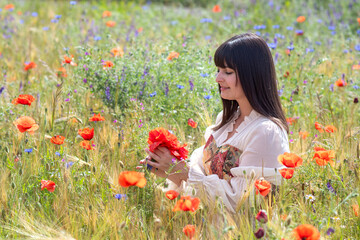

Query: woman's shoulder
249;115;288;138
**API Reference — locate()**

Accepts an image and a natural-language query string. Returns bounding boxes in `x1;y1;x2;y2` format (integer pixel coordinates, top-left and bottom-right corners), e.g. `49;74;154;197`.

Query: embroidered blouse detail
203;135;242;181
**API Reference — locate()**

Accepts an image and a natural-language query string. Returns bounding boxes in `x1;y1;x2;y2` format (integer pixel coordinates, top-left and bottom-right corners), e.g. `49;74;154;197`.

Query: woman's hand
144;147;176;173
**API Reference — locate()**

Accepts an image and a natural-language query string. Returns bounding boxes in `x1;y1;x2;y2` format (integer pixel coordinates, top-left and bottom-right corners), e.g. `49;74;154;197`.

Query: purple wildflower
326;228;335;236
327;180;337;195
189;79;194;91
165;83;169;96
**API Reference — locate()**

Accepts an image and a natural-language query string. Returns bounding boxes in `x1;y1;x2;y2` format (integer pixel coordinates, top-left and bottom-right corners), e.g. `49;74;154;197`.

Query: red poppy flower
283;71;290;78
278;152;303;168
62;55;77;66
167;51;179;61
13;116;39;134
24;61;37;71
137;27;143;33
106;21;116;27
314;146;326;151
102;61;114;70
286;117;298;125
118;171;147;188
148;127;188;160
353;204;359;217
51;135;65;145
165;190;179;200
335;79;347;87
12;94;35;106
102;10;111;18
313;150;335;166
110;47;124;57
279;168;295;179
89;113;105;122
173;196;200;212
296;16;306;23
293;224;320;240
256;210;268;223
80;140;94;150
41;180;56;192
212;5;221;13
4;4;15;10
314;122;324;133
255;178;271;196
352;64;360;70
78;128;94;140
324;125;336;133
299;131;309;140
183;225;195;240
187;118;198;128
56;67;67;78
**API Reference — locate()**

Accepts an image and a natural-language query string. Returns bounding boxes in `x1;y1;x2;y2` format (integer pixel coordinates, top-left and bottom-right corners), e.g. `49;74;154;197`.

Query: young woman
141;33;290;213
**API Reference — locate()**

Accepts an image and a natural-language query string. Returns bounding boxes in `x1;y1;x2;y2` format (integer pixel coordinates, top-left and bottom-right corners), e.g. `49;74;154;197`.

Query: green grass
0;0;359;239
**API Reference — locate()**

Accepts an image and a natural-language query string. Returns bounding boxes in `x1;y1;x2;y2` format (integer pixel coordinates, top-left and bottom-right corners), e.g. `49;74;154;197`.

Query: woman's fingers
145;148;160;161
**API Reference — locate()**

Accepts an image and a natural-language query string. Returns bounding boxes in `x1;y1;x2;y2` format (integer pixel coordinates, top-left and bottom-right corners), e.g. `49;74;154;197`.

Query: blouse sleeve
187;119;289;212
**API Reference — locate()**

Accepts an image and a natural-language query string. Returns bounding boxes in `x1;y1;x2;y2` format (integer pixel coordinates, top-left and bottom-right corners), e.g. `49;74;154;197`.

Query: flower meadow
0;0;359;239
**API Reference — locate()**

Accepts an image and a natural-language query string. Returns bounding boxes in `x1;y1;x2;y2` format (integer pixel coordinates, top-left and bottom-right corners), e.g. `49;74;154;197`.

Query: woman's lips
220;87;229;91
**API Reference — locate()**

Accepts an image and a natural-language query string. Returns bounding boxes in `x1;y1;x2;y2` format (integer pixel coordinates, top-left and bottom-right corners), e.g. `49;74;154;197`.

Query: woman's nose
215;72;222;83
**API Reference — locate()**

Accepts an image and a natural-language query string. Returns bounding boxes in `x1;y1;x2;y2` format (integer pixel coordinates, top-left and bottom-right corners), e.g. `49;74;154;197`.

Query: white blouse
166;109;290;212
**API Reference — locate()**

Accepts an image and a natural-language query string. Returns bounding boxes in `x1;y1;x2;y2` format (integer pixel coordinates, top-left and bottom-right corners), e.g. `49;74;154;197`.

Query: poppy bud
354;98;359;103
254;228;265;238
256;210;268;224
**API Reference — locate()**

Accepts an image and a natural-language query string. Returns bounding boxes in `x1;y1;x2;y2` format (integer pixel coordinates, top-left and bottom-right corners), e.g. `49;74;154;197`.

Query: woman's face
216;65;245;102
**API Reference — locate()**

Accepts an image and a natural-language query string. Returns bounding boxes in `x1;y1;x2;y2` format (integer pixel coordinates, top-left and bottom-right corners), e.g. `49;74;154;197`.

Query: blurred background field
0;0;359;239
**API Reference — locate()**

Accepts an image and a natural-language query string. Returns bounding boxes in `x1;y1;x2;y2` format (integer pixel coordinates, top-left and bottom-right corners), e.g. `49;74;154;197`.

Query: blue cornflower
306;48;314;53
204;95;212;100
253;25;266;30
176;84;184;89
200;18;212;23
0;9;2;12
19;19;24;24
272;25;280;29
315;41;321;45
286;26;293;30
343;49;349;53
267;43;277;49
115;194;128;200
65;162;74;168
149;91;157;97
205;35;211;40
70;1;77;5
355;45;360;51
43;27;49;31
31;12;38;17
295;29;304;35
317;19;323;23
287;45;294;50
331;31;336;35
55;15;62;19
142;5;149;10
329;84;334;92
51;19;58;23
357;29;360;35
223;16;231;20
275;33;285;39
353;85;359;90
25;148;33;153
0;87;4;95
200;73;209;77
55;152;61;157
255;31;261;36
170;21;178;25
328;25;336;31
278;88;283;97
94;36;102;41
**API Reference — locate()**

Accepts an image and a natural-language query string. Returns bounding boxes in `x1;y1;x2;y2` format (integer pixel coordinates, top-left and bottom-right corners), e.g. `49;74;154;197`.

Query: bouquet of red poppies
148;127;188;161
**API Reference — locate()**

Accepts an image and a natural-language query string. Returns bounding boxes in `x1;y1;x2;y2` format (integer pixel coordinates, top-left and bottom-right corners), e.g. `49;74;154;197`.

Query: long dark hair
213;33;289;133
